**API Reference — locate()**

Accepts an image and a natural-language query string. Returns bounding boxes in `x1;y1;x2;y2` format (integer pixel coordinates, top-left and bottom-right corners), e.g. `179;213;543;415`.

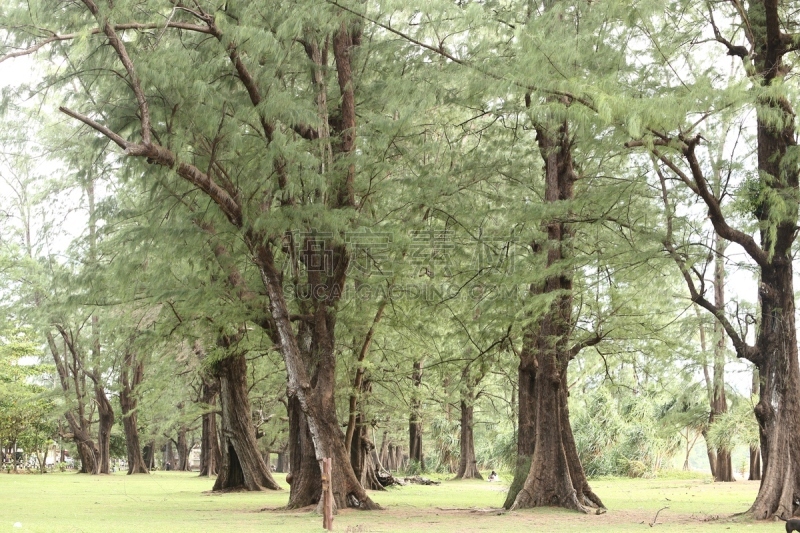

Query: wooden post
321;457;334;531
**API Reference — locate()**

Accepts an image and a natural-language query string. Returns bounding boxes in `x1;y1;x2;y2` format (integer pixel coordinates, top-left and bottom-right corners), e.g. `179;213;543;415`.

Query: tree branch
707;4;749;59
59;106;242;227
0;22;212;64
655;161;759;365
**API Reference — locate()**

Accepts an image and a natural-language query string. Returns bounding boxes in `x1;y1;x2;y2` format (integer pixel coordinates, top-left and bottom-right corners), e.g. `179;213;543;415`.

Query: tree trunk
454;398;481;479
749;260;800;518
234;25;378;511
710;235;733;482
409;360;424;471
119;348;148;474
212;352;280;491
378;432;390;471
164;441;174;469
94;384;114;475
349;413;385;491
143;441;156;470
287;394;322;508
276;451;286;473
177;426;190;471
740;2;800;518
504;120;603;513
199;378;221;477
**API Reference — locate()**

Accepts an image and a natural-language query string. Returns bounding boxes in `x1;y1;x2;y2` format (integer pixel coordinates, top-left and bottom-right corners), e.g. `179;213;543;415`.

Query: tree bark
93;383;114;475
504;120;603;513
454;366;482;480
730;2;800;518
119;348;148;474
47;333;99;474
286;394;322;507
454;398;481;479
176;425;190;471
199;377;221;477
212;352;280;491
409;360;424;471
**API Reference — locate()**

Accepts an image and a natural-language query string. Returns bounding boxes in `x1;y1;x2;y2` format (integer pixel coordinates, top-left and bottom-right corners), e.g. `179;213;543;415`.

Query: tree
627;1;800;518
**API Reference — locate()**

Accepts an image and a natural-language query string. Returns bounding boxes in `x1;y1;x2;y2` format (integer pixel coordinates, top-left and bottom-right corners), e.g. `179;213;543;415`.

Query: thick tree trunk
504;350;536;508
748;261;800;518
212;353;280;491
199;378;221;477
120;349;148;475
287;394;321;508
504;120;603;513
741;2;800;518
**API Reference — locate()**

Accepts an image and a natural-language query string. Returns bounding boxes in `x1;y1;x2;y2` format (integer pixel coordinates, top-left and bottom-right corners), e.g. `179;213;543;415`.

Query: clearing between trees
0;472;784;532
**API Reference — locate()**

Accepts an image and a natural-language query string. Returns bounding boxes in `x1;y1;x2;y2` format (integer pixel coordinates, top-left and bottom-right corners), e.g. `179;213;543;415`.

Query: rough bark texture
732;2;799;519
212;352;280;491
287;394;321;508
504;120;603;513
199;377;221;477
119;348;148;474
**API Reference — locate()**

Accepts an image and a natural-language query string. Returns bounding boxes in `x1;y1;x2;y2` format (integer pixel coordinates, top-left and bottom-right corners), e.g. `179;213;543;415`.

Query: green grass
0;471;783;532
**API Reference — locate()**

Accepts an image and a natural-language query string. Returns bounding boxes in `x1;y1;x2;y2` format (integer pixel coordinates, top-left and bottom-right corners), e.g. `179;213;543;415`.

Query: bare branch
0;22;211;64
707;4;749;59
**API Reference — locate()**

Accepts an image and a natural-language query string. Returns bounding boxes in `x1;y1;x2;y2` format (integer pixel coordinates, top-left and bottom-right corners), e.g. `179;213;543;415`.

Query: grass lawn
0;470;784;532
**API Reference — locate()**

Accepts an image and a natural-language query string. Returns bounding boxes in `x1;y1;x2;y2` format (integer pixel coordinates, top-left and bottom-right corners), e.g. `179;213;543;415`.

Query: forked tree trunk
120;348;148;474
199;378;221;477
212;353;280;491
47;333;98;474
350;414;385;491
504;120;603;513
